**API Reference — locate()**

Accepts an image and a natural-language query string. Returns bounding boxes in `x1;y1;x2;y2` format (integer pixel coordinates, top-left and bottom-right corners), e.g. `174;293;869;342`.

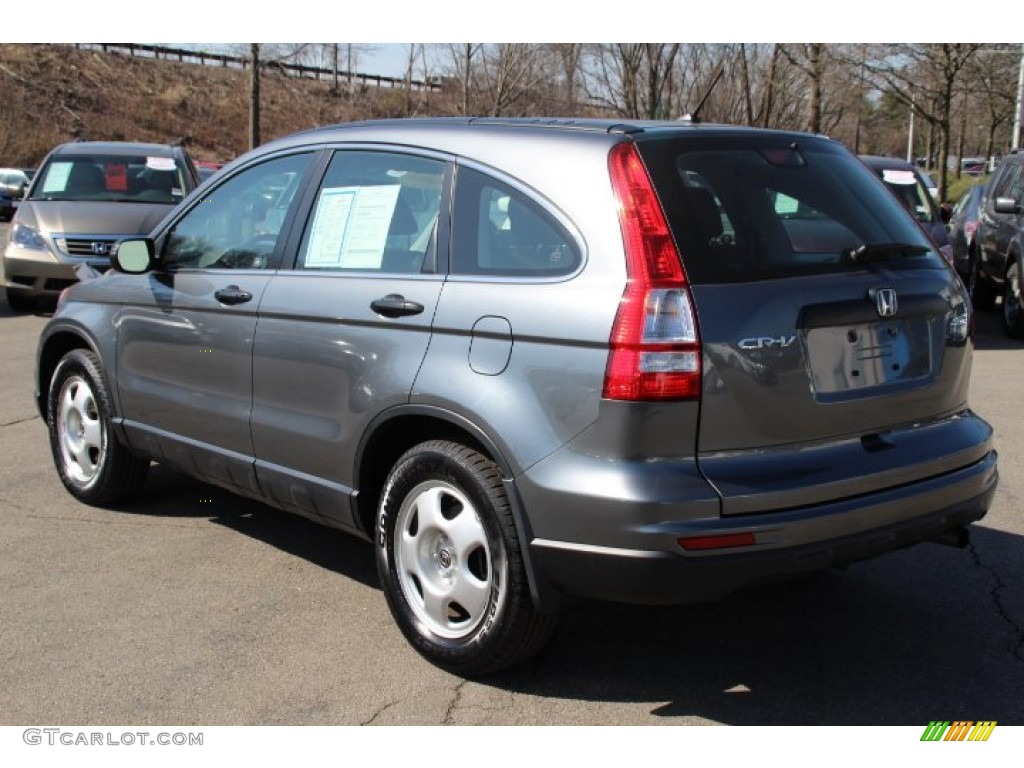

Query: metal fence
74;43;442;92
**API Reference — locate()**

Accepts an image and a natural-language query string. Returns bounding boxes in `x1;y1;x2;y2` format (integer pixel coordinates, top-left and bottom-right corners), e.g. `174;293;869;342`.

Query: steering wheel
209;234;278;269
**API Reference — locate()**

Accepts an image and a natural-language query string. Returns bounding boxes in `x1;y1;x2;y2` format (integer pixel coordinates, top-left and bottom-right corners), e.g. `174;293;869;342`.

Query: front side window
451;166;581;277
31;154;190;204
296;151;445;273
163;153;311;270
992;162;1022;200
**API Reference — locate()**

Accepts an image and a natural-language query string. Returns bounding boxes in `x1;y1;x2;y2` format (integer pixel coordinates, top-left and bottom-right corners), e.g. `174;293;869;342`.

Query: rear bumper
526;449;997;606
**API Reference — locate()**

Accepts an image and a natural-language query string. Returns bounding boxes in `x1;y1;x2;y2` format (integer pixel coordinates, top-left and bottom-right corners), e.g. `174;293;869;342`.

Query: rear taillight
603;142;700;401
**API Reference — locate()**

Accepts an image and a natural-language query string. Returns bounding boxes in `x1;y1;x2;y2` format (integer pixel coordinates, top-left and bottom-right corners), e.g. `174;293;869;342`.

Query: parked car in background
961;157;987;176
37;118;996;676
861;155;954;266
948;182;988;281
195;160;224;183
974;151;1024;337
2;141;199;312
921;170;939;200
0;168;31;221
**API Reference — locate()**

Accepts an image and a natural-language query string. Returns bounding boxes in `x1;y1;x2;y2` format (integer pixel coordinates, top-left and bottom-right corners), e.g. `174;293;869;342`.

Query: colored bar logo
920;721;996;741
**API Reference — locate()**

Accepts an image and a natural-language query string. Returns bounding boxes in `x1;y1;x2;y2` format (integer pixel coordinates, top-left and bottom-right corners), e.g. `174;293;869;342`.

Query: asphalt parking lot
1;219;1022;726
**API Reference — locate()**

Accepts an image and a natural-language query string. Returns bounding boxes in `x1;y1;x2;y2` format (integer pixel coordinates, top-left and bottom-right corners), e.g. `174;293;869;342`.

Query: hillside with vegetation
0;43;1018;201
0;44;439;167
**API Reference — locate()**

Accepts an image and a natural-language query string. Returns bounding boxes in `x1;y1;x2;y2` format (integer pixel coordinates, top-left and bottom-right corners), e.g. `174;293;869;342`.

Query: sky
6;0;983;58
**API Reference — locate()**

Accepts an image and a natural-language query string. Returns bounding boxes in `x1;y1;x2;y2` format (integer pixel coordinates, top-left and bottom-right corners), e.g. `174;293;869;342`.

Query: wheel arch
36;327;101;419
354;405;562;613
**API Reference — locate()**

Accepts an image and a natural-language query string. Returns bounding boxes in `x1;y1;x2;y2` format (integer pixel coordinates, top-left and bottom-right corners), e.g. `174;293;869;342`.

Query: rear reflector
604;142;701;401
678;533;757;551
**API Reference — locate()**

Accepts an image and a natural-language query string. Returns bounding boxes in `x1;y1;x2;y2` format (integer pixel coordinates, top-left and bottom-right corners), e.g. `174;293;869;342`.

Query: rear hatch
637;133;981;515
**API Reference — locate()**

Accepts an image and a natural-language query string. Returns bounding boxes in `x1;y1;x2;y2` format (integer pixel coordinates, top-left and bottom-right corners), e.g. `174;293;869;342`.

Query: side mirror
994;196;1019;214
113;239;155;274
939;203;953;224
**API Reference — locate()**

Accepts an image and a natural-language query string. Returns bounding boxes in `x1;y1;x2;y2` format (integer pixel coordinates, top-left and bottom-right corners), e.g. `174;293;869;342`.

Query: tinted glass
451;166;580;277
163;152;311;269
639;136;943;284
877;168;938;224
30;154;190;204
296;151;444;273
992;161;1021;199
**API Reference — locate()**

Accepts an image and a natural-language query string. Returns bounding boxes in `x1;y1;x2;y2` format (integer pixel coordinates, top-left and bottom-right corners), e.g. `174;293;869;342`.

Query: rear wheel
47;349;149;505
968;252;996;311
1003;261;1024;339
376;440;558;676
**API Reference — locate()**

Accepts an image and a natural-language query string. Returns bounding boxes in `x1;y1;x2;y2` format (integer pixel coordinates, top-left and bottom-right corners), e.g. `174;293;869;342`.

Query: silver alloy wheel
56;374;105;485
394;479;505;640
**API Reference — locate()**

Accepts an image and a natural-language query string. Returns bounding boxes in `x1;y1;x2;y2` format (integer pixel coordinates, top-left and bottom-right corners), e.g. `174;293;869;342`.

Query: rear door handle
214;285;254;305
371;294;424;318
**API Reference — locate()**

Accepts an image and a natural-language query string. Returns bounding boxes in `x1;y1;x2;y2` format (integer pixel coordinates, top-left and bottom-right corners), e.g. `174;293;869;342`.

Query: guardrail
74;43;442;92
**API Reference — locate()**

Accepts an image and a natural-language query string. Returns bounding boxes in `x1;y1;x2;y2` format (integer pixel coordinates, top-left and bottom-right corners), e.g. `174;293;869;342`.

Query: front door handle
371;293;424;318
214;285;254;305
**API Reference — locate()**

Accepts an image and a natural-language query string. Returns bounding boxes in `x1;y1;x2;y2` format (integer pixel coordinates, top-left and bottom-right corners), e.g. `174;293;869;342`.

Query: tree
249;43;260;149
584;43;681;119
863;44;984;200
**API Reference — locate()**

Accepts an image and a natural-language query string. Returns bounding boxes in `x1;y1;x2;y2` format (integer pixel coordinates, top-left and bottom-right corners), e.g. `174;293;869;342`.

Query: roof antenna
679;65;724;124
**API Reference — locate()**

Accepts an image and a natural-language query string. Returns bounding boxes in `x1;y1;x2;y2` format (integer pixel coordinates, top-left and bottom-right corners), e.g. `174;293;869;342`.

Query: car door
980;160;1022;278
116;151;316;494
250;148;449;528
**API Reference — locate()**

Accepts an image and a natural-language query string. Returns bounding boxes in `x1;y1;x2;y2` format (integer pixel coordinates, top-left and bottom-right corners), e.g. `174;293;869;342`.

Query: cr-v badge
738;334;796;350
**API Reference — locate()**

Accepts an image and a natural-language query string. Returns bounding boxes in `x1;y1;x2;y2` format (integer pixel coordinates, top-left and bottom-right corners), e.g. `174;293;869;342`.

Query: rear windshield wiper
843;243;930;263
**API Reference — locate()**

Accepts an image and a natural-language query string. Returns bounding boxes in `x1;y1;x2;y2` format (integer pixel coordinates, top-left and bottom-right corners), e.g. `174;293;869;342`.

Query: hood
19;200;174;237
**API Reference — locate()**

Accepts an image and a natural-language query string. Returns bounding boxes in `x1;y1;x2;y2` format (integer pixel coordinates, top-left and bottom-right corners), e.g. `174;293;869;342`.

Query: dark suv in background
37;118;997;675
973;151;1024;337
3;141;199;312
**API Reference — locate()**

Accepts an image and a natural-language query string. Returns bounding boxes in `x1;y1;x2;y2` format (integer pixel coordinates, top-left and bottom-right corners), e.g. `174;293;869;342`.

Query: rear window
30;154;189;204
638;136;944;284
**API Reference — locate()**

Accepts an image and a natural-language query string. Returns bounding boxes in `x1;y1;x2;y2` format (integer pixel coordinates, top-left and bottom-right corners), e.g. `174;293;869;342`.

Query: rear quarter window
451;166;581;278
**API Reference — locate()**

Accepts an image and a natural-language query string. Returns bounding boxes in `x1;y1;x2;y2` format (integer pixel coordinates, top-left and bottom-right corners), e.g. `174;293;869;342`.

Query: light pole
1013;42;1024;150
907;102;916;163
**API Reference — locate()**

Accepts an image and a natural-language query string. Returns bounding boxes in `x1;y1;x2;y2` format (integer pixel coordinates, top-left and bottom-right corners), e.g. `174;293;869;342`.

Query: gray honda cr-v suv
36;118;998;676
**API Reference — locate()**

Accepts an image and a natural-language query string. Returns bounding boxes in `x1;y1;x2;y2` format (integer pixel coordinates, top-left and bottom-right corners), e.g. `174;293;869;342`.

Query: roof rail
467;117;645;135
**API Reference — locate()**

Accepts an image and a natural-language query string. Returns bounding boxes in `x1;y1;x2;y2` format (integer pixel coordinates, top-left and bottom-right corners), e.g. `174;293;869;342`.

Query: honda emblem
874;288;897;317
90;241;110;256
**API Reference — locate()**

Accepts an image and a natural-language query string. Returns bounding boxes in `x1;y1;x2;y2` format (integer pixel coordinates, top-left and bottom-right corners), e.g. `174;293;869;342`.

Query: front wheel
1003;262;1024;339
376;440;558;676
47;349;149;505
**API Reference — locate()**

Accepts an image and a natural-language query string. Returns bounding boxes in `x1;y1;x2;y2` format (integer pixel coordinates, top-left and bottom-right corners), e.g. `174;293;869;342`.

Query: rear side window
638;136;943;284
451;166;580;277
296;151;445;274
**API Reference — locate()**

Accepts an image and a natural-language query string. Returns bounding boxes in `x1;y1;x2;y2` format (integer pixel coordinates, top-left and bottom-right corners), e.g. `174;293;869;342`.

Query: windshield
639;135;942;284
29;154;188;204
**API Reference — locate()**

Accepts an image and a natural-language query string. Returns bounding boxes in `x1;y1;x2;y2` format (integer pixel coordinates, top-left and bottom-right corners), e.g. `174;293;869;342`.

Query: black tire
4;289;37;314
1002;261;1024;339
967;251;997;311
376;440;558;677
47;349;149;505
